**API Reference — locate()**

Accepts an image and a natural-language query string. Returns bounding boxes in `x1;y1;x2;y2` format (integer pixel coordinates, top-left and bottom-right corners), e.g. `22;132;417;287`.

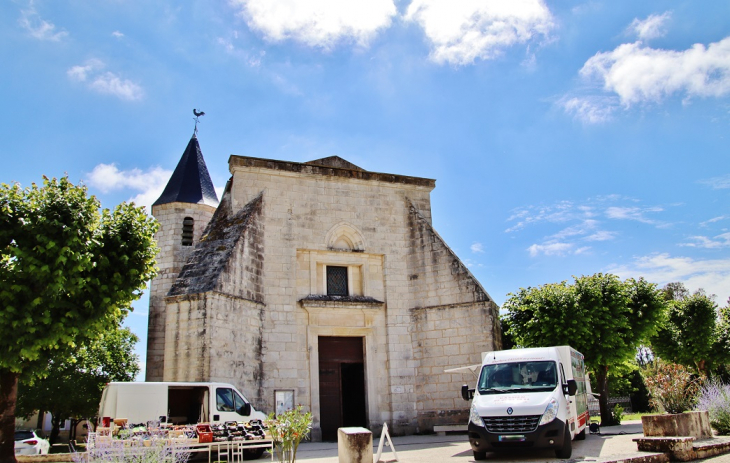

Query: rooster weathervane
193;108;205;135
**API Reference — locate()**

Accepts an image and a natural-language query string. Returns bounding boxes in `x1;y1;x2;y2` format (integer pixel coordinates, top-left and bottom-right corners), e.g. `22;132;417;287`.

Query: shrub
611;404;624;424
265;405;312;463
644;362;701;414
696;380;730;435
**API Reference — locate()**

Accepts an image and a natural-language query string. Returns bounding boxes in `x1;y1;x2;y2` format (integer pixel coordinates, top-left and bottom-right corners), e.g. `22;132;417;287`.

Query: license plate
15;449;21;454
498;435;526;442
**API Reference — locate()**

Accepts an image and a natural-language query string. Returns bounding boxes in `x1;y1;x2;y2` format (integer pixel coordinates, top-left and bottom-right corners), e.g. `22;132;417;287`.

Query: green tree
0;177;157;463
502;273;666;425
16;327;140;444
652;284;728;375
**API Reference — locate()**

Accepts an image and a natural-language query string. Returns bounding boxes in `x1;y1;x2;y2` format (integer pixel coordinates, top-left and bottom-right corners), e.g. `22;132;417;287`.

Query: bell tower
146;133;218;381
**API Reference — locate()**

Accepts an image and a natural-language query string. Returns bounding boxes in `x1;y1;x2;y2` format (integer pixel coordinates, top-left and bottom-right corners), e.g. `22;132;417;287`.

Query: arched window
182;217;194;246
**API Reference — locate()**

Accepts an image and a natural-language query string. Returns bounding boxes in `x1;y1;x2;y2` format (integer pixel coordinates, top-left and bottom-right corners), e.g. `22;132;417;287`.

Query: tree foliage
502;273;666;425
16;327;140;444
0;177;157;463
652;283;730;375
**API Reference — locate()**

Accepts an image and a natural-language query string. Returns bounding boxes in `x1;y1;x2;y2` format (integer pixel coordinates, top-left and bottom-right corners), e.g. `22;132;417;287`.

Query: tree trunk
35;412;43;432
0;369;19;463
49;415;61;445
595;365;616;426
69;419;77;444
696;359;707;376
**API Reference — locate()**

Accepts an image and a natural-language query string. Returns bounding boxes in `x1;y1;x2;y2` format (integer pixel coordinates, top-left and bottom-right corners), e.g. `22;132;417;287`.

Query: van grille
483;415;540;433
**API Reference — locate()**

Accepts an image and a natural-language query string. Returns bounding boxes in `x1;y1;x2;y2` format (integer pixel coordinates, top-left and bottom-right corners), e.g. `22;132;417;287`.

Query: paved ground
289;421;652;462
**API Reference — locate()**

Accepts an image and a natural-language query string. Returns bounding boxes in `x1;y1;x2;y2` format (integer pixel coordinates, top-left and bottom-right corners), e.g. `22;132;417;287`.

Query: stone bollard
338;427;373;463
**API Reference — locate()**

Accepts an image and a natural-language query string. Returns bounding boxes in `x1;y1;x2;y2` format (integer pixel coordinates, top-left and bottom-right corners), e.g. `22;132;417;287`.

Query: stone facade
148;153;501;440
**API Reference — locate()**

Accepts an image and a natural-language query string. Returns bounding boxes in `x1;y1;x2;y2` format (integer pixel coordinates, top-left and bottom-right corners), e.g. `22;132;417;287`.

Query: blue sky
3;0;730;377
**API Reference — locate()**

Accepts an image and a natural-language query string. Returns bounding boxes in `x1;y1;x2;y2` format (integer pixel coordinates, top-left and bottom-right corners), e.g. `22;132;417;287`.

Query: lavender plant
74;431;193;463
696;380;730;435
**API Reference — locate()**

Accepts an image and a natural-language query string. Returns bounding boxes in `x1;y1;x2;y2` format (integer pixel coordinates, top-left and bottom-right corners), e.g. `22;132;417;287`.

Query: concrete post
338;427;373;463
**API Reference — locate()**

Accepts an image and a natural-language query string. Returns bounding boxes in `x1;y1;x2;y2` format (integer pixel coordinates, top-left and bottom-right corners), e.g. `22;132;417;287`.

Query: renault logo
507;407;513;415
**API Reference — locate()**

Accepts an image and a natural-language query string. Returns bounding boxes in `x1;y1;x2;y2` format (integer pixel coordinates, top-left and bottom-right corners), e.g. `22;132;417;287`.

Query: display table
85;434;273;463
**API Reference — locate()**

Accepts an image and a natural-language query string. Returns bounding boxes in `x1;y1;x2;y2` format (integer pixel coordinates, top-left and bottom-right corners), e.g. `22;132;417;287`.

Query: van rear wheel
241;448;265;460
473;450;487;460
575;428;586;440
555;424;572;459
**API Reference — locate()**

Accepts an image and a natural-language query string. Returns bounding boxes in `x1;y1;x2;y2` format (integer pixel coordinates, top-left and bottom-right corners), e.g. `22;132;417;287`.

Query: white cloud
90;73;144;100
85;164;172;213
681;232;730;249
608;253;730;305
405;0;554;65
605;206;663;224
506;200;578;232
18;6;68;41
700;174;730;190
508;196;671;258
112;31;124;39
580;37;730;107
585;230;617;242
628;12;671;40
527;242;573;257
67;59;105;82
471;242;484;253
67;60;143;101
560;95;617;124
700;215;729;227
230;0;396;50
463;258;484;268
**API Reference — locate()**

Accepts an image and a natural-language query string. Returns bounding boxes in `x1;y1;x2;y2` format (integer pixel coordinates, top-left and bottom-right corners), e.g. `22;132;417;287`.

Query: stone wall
405;199;500;432
163;292;266;409
410;304;497;431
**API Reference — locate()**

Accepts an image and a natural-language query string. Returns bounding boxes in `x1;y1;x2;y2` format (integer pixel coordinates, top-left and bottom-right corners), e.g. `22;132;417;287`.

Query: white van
98;382;267;427
458;346;589;460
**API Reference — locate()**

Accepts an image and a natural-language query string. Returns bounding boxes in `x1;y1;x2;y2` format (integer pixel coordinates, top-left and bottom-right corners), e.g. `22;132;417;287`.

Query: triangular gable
305;156;364;171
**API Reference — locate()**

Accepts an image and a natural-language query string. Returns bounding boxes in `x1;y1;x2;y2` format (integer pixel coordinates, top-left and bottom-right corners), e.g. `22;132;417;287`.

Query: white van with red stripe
459;346;589;460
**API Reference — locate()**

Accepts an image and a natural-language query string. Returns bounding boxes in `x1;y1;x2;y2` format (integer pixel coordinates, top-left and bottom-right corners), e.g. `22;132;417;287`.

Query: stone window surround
305;251;374;298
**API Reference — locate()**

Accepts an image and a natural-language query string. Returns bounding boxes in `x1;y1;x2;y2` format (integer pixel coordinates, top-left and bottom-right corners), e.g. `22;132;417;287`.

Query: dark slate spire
153;135;219;207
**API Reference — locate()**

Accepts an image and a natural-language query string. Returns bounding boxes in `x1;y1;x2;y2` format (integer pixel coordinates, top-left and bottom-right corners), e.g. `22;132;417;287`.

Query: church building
146;134;501;440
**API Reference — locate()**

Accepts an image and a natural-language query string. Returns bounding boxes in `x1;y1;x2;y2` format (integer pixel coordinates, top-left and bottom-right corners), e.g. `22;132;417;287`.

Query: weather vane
193;108;205;135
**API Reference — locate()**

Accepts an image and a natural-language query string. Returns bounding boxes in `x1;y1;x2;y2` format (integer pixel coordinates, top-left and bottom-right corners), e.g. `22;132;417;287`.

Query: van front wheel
473;450;487;460
555;425;572;459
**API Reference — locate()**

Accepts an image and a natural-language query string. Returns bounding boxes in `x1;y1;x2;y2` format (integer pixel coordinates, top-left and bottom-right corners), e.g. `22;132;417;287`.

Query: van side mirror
238;402;252;416
565;379;578;396
461;384;475;401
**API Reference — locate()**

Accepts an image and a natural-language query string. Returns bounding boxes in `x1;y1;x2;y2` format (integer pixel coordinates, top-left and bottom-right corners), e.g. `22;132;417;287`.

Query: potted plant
642;362;712;438
265;405;313;463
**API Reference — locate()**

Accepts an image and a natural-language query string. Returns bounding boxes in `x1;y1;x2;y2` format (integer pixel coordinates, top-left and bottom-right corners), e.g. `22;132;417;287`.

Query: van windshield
477;361;557;394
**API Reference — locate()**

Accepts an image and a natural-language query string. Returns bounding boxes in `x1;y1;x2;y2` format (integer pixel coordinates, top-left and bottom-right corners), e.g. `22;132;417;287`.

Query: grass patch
590;412;659;423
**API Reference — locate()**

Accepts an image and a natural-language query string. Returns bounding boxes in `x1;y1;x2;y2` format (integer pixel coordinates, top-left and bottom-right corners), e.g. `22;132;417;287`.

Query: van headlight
469;403;484;427
539;398;559;426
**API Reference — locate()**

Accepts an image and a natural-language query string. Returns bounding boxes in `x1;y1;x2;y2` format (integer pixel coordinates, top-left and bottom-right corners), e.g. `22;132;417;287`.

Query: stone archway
324;222;366;251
